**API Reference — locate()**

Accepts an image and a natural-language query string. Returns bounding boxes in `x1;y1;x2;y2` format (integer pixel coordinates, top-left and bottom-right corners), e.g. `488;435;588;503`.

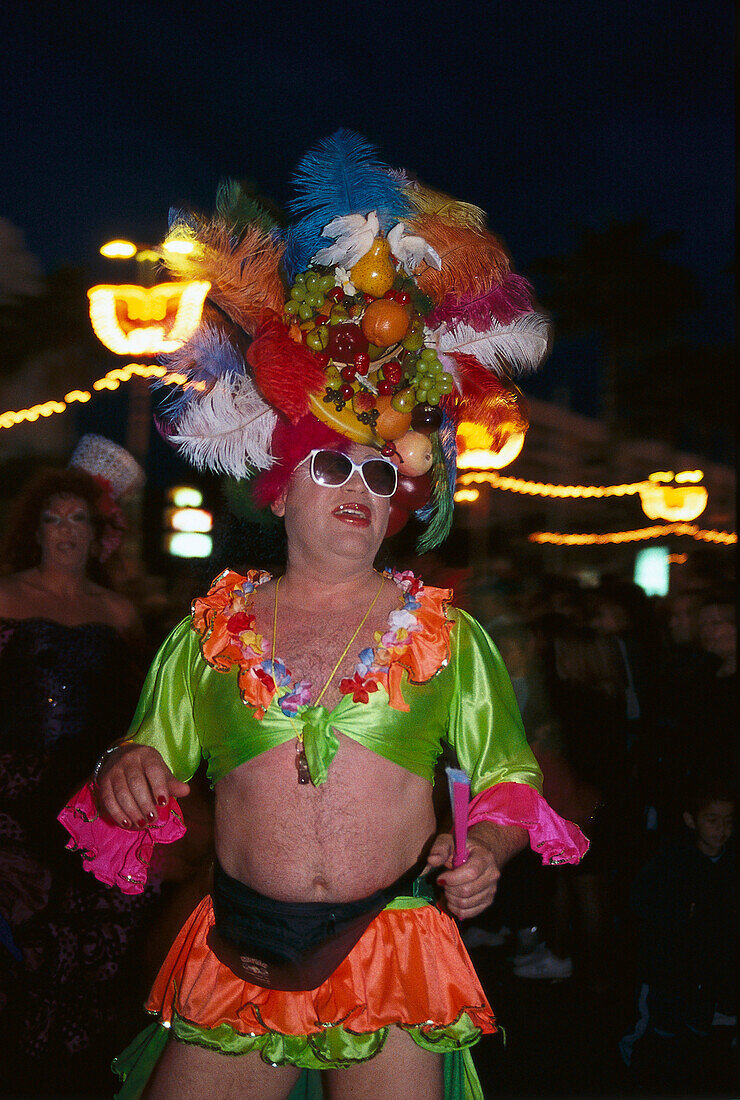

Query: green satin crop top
125;578;541;797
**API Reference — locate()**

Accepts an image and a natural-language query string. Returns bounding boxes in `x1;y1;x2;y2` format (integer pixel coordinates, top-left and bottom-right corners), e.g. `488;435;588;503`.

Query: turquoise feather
416;434;455;553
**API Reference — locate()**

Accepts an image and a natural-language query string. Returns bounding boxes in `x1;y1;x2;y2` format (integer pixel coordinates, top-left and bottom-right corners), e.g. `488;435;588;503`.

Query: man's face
37;494;95;570
273;444;391;566
684;800;734;858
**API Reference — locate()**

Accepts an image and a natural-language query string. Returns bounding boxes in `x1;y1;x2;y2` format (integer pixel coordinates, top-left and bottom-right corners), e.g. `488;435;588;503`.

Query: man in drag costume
60;132;587;1100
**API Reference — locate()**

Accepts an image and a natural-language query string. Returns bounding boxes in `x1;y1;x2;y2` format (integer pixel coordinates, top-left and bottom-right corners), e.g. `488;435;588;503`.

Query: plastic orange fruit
361;299;410;348
374;395;413;441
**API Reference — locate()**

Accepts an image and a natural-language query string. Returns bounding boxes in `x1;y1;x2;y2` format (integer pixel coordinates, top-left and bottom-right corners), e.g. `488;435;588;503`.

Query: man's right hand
95;744;190;830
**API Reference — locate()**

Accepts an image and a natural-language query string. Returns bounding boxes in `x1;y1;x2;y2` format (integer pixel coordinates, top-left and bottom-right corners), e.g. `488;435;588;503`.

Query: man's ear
270;489;287;519
683;811;696;831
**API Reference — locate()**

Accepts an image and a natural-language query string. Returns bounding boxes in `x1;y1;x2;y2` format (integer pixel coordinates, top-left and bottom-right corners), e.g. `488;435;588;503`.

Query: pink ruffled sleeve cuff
57;782;187;895
468;782;589;865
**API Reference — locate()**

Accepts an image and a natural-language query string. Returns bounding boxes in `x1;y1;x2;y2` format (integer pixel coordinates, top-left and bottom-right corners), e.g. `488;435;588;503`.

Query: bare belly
214;733;437;902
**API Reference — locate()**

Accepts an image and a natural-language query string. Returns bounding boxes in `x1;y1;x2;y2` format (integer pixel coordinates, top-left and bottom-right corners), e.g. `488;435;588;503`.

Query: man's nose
345;470;367;493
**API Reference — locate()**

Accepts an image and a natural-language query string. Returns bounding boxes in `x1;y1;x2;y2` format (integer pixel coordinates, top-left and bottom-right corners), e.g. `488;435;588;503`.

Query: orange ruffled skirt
145;893;497;1059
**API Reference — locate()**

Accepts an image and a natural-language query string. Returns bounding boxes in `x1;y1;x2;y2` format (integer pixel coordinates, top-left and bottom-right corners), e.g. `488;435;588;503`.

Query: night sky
1;1;734;419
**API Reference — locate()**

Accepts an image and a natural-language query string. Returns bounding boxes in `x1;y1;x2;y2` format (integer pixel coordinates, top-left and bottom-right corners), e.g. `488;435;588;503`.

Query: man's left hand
423;832;502;920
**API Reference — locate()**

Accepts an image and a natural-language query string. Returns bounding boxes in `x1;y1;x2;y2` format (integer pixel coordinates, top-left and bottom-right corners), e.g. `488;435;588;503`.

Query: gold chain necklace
272;572;385;784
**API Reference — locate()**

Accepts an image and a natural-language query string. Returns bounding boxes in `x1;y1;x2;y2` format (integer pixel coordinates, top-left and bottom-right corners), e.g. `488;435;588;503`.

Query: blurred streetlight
639;470;708;522
456;420;526;472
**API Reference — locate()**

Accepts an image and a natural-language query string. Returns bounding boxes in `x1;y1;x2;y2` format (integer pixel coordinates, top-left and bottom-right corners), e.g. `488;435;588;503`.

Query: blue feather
282;130;411;279
155;323;247;421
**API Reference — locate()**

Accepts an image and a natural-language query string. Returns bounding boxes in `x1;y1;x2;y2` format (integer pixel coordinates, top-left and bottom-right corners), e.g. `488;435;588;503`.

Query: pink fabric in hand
57;782;187;895
468;782;589;865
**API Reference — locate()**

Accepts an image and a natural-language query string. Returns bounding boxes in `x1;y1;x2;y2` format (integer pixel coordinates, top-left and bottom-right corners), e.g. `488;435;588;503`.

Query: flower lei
191;567;450;718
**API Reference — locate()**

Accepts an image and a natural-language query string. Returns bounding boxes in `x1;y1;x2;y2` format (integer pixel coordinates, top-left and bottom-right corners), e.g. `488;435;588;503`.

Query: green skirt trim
169;1006;481;1065
113;1020;485;1100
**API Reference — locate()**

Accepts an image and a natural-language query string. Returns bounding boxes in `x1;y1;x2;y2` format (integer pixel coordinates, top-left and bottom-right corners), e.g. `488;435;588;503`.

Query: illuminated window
634;547;670;597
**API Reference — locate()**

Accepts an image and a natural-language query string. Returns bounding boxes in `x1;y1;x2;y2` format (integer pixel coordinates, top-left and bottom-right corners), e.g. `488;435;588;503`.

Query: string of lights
529;524;736;546
458;470;655;498
0;364;204;431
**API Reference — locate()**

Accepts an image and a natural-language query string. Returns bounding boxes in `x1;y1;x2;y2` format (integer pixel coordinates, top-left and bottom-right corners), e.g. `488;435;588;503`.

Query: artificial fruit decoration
393;430;434;476
374;394;412;441
361;299;410;347
384;470;433;538
350;238;396;297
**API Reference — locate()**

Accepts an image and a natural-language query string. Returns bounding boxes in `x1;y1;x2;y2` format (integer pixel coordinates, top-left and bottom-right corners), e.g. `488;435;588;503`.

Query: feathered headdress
155;131;551;547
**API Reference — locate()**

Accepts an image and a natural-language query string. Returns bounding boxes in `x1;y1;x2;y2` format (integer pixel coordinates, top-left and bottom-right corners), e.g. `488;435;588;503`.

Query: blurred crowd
446;564;737;1096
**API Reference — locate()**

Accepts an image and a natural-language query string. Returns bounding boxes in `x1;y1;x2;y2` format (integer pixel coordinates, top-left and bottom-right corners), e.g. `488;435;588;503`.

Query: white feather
436;313;552;376
311;212;379;268
170;373;277;477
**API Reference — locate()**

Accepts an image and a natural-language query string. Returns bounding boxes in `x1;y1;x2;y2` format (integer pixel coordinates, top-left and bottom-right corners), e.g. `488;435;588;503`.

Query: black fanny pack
207;858;429;991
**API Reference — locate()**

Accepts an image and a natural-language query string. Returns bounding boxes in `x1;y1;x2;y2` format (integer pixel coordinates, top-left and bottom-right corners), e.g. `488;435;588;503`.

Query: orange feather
406;216;511;304
165;222;285;337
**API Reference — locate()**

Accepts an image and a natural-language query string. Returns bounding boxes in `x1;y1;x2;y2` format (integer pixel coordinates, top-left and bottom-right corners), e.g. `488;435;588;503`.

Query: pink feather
428;274;536;331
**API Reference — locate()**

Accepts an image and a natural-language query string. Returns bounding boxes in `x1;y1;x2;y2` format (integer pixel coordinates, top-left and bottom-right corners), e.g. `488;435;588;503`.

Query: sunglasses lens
311;451;353;486
362;460;397;497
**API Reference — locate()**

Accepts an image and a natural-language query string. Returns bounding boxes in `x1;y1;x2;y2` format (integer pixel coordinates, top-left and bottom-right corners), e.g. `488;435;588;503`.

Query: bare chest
254;586;399;710
3;580;111;627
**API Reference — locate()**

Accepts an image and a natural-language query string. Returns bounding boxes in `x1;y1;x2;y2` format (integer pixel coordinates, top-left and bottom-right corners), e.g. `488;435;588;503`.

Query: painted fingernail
137;818;146;828
157;796;167;806
147;810;156;821
121;818;130;828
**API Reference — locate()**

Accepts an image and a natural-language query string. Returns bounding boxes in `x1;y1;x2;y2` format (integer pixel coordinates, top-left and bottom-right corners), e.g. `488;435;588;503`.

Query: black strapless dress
0;617;157;1092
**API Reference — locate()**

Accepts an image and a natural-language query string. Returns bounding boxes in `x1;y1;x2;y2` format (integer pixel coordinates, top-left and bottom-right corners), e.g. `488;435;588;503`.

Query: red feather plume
246;311;327;424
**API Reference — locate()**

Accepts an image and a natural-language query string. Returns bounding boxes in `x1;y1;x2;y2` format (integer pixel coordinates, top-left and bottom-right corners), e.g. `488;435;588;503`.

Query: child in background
620;777;736;1091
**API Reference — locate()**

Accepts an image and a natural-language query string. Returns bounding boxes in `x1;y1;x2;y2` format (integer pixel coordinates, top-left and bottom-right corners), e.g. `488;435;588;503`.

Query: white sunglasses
297;449;398;497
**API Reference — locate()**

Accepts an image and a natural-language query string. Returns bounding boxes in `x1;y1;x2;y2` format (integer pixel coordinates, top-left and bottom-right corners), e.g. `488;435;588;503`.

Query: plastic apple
395;470;432;511
384;502;410;538
383;471;433;539
394;430;434;475
326;322;369;362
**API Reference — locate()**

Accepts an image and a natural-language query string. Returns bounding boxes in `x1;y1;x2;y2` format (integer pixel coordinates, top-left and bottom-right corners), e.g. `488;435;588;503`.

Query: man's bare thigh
143;1028;444;1100
144;1038;301;1100
324;1026;444;1100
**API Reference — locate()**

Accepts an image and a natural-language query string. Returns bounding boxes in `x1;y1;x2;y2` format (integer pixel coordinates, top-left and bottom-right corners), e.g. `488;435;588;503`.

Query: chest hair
253;583;400;710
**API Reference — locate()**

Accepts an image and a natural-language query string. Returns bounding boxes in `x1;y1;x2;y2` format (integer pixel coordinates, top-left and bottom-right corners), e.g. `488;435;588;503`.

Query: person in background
513;624;625;985
0;438;151;1095
653;591;719;824
620;777;736;1093
696;595;736;775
